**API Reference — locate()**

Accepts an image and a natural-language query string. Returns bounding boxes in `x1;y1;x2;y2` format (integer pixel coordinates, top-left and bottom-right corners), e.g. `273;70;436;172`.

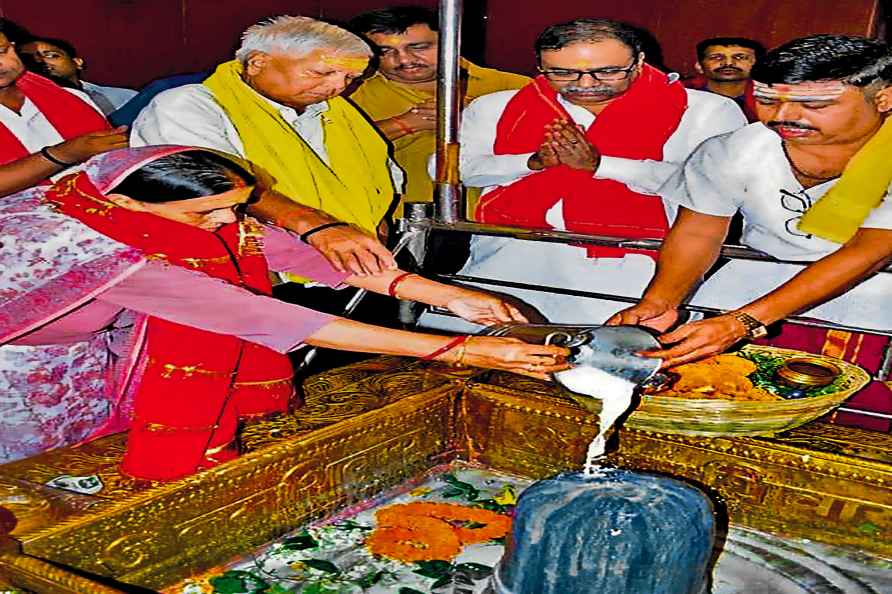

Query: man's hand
639;314;749;368
546;120;600;172
53;126;130;163
306;223;397;276
606;300;679;332
528;139;560;170
394;98;437;133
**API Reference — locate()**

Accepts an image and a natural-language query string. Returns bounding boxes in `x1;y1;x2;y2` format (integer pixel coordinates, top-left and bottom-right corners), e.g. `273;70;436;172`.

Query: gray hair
235;15;371;64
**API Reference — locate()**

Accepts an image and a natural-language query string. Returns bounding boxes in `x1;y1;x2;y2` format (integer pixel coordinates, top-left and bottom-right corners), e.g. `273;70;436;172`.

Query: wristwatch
729;311;768;339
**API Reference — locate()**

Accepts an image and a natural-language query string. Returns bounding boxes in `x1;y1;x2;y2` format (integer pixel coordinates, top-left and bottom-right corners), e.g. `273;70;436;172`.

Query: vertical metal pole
434;0;463;223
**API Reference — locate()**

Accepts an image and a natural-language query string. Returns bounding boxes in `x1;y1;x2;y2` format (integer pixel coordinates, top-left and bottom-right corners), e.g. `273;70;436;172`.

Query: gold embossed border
18;385;461;591
606;427;892;557
461;383;601;478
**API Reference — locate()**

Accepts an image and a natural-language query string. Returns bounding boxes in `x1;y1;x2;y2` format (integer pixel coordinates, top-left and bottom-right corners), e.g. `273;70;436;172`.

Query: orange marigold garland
365;516;462;562
367;502;513;562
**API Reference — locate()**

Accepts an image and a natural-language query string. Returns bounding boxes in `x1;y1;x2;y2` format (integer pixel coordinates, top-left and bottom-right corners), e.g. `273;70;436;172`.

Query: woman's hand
445;291;528;326
437;337;571;380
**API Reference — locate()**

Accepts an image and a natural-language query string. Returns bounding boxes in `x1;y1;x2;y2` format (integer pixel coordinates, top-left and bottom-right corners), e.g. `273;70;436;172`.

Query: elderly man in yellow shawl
611;35;892;432
132;15;400;281
348;6;529;215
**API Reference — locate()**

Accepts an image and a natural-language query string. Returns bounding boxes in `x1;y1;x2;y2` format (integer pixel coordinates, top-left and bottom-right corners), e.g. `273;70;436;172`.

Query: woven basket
624;345;871;437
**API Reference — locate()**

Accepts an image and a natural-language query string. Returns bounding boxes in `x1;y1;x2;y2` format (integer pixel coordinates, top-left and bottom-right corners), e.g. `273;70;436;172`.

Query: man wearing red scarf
0;19;128;194
420;19;746;332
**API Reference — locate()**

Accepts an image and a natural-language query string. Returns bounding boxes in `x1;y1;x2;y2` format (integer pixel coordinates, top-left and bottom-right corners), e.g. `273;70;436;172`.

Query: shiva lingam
482;324;715;594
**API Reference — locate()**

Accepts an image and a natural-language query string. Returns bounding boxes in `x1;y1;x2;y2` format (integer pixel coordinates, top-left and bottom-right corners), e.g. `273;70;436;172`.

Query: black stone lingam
493;470;715;594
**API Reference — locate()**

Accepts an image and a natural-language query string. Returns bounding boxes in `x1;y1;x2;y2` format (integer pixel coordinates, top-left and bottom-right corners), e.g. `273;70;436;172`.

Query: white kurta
130;84;404;190
420;87;747;331
662;122;892;331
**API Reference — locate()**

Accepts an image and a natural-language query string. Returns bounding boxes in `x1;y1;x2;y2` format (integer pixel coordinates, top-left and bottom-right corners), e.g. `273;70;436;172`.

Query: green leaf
281;532;319;551
431;574;453;589
398;588;427;594
463;521;486;529
210;570;269;594
210;574;248;594
302;558;340;574
413;559;452;579
441;474;480;501
267;585;291;594
337;519;373;531
357;569;387;588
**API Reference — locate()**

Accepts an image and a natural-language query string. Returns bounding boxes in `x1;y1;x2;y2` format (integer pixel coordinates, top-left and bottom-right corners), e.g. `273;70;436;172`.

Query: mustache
560;85;618;96
716;66;743;72
767;121;818;131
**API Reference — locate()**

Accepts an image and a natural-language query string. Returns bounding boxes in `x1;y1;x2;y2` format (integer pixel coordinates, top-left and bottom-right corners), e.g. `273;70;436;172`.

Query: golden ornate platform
1;358;890;592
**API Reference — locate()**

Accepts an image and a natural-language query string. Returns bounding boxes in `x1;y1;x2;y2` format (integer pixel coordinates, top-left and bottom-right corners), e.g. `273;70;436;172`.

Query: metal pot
480;323;663;392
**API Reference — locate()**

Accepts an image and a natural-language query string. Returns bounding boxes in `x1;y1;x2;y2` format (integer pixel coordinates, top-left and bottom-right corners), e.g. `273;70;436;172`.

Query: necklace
782;144;840;182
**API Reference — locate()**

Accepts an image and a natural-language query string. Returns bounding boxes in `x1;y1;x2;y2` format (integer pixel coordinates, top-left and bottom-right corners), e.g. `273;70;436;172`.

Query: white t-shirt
662;122;892;330
0;89;103;179
0;88;102;153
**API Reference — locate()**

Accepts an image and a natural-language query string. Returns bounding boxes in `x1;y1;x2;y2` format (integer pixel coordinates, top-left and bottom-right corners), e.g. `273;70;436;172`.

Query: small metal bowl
774;357;841;390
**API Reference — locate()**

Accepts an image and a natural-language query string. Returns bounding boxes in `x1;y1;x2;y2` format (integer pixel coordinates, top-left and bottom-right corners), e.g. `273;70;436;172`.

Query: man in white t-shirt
0;19;127;195
420;18;746;332
611;35;892;428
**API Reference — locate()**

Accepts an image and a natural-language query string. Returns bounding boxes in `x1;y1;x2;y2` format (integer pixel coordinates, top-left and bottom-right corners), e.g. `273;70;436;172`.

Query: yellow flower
409;486;433;497
493;484;517;506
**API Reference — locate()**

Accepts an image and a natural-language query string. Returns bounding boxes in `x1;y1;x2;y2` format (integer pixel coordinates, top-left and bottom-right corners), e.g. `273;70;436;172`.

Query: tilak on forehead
753;80;847;102
320;53;369;71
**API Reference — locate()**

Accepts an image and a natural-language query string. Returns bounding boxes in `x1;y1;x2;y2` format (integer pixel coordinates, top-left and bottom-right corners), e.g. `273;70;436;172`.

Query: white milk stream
553;366;637;475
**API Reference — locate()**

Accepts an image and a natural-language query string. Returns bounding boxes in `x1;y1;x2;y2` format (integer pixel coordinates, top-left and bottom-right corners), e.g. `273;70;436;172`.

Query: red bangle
388;272;415;298
392;115;415;136
422;335;468;361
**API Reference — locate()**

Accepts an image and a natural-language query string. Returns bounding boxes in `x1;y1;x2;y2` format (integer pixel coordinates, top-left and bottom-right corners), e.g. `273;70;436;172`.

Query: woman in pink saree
0;146;568;479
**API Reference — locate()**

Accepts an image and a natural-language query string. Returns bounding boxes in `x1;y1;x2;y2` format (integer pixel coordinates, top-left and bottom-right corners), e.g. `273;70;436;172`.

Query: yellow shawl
798;117;892;243
204;60;394;233
349;59;528;213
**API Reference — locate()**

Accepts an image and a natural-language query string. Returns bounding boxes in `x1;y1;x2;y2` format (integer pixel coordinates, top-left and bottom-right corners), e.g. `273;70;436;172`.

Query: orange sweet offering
655;354;778;402
367;502;513;562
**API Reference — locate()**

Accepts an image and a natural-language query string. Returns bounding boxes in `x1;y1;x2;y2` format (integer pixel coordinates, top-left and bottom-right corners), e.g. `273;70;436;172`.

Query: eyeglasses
537;61;638;82
779;189;813;238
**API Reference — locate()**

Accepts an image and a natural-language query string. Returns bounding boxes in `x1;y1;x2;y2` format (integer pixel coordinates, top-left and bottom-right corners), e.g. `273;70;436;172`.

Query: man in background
349;6;529;214
0;19;128;192
684;36;763;122
19;37;137;114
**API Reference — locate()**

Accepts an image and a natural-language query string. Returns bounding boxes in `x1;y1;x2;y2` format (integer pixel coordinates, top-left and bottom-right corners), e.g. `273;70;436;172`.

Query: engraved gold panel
13;384;460;591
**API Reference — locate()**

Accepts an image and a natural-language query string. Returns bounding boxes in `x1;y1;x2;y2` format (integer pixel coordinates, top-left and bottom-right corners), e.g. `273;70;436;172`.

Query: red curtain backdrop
0;0;881;89
483;0;882;77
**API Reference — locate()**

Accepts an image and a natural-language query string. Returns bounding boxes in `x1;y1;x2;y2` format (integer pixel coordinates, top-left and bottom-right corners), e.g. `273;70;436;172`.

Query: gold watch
729;311;768;339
